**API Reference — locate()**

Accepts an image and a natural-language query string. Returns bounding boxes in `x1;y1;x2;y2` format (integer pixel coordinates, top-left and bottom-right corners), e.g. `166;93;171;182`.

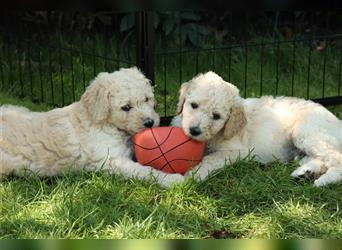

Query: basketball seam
150;128;177;173
133;127;175;150
141;137;193;168
159;158;201;172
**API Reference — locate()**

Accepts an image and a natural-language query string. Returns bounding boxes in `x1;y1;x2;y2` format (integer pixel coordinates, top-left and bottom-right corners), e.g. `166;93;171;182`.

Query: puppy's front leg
109;157;185;187
187;150;242;181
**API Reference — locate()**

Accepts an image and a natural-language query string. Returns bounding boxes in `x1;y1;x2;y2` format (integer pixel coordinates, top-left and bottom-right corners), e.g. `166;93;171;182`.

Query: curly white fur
172;71;342;187
0;67;184;187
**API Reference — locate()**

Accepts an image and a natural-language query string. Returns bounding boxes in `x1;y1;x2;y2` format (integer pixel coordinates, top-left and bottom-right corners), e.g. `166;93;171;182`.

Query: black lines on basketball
159;158;201;174
150;127;176;173
134;126;206;174
141;136;193;167
133;127;175;150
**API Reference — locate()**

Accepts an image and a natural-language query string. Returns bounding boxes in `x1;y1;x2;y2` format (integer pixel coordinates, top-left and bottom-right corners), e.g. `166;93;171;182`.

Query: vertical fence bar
17;40;23;97
160;13;168;117
259;39;264;96
228;47;232;82
146;12;155;84
135;12;143;72
195;21;199;74
273;11;280;96
275;38;280;96
125;15;130;64
179;11;182;85
2;11;13;93
48;38;55;106
70;43;76;102
212;13;216;71
58;32;65;106
306;11;314;99
291;13;296;97
291;40;296;97
163;51;167;117
80;33;86;91
27;40;33;98
16;11;24;98
104;30;108;72
228;12;232;82
321;13;330;99
7;42;13;93
92;35;96;77
38;27;44;101
338;49;341;96
322;42;327;98
116;14;120;70
243;12;248;98
38;48;44;102
135;11;155;84
115;29;120;69
307;45;312;99
212;37;216;71
0;46;4;91
244;43;247;98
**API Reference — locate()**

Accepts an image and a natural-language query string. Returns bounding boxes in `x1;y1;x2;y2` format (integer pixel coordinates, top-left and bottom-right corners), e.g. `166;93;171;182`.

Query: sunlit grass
1;155;342;239
0;33;341;239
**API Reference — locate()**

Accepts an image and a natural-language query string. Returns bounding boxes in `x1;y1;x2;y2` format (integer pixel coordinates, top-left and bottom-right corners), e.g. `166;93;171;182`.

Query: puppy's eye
145;97;149;102
213;113;221;120
191;103;198;109
121;104;132;112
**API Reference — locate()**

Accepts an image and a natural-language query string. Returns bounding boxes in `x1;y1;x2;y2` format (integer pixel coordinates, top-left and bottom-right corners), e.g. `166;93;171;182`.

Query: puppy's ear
81;76;110;124
224;100;247;140
176;81;191;114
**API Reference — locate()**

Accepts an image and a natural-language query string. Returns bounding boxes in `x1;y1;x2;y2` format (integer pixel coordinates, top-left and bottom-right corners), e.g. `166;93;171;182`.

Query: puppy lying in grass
172;71;342;186
0;67;184;187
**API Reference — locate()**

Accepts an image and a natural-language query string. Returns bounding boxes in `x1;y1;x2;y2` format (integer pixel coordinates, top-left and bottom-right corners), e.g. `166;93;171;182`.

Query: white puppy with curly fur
0;67;184;187
172;71;342;186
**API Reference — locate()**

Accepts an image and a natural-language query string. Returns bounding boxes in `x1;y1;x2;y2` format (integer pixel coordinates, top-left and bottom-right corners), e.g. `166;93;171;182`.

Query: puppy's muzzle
143;118;155;128
189;126;202;136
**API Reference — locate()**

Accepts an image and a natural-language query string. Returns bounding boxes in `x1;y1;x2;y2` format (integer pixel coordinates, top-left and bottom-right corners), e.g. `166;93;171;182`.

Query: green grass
0;92;341;239
0;92;51;111
0;33;342;239
1;155;342;239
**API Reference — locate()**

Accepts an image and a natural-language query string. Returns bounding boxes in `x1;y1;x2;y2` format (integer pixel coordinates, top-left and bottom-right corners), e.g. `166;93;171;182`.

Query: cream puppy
0;67;184;187
172;72;342;186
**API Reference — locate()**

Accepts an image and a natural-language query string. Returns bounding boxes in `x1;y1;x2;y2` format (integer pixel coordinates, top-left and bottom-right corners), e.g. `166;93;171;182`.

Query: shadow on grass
191;160;342;238
0;218;56;239
1;161;342;238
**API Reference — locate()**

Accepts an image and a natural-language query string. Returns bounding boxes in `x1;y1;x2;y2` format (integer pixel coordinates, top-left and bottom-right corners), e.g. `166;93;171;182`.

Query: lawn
0;32;342;239
1;134;342;238
1;90;342;239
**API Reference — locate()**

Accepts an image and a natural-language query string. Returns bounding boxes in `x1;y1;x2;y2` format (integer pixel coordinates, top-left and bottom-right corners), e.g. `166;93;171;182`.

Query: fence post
135;11;155;85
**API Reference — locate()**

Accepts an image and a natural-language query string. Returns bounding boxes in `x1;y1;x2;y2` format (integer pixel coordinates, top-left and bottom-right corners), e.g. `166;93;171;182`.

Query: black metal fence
0;11;137;107
151;11;342;118
0;11;341;119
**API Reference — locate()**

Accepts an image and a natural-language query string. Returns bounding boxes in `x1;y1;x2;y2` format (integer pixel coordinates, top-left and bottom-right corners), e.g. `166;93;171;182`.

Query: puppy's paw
160;173;185;188
291;158;323;180
314;178;327;187
313;168;342;187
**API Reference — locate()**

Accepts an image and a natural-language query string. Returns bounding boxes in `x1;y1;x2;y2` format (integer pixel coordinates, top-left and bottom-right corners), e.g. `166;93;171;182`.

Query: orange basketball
133;127;206;175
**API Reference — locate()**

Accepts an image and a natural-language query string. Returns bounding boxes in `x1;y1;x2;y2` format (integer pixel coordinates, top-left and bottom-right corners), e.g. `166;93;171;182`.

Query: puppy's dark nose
189;126;201;136
143;118;154;128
